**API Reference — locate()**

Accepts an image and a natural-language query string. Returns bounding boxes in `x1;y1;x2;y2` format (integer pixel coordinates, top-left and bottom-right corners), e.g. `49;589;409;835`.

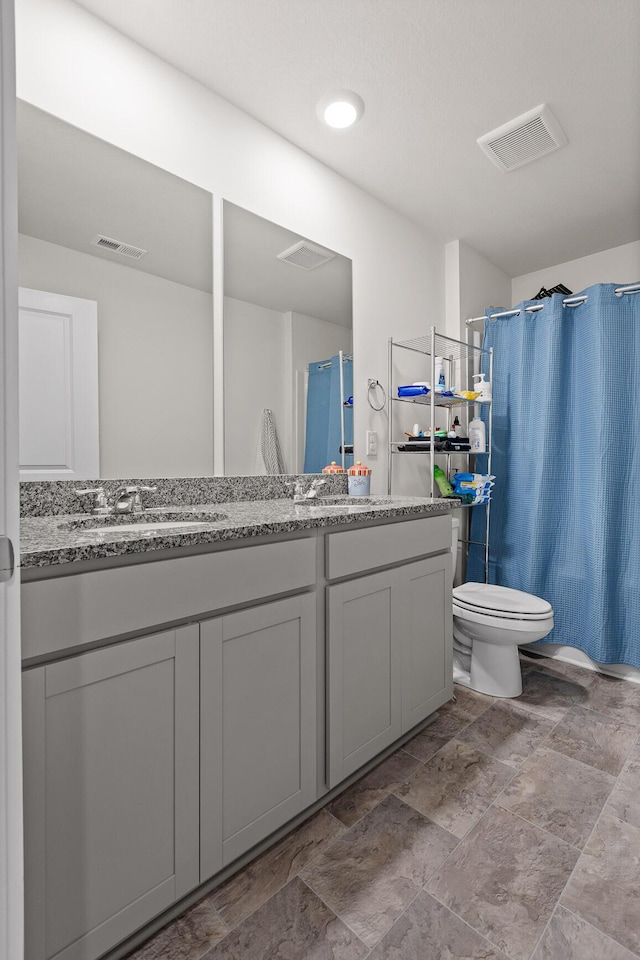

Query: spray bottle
433;464;454;497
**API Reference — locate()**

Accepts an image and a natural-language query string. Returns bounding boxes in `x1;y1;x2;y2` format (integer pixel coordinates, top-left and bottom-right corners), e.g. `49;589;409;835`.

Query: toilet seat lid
453;583;553;618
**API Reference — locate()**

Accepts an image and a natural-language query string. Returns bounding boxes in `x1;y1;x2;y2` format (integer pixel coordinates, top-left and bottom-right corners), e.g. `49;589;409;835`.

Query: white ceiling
17;103;351;322
224;202;352;328
17;101;214;292
71;0;640;278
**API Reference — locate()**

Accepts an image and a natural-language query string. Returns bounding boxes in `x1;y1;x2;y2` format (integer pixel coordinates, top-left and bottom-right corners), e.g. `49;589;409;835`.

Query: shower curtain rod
465;282;640;326
316;354;353;369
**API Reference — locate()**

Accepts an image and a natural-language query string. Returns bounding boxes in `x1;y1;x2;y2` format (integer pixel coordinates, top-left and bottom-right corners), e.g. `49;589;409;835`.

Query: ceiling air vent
477;104;567;172
90;235;148;259
277;240;336;270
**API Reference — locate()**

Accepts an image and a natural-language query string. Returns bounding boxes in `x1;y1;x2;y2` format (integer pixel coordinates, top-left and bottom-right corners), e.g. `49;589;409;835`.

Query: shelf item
397;384;429;398
393;393;480;408
395;441;443;452
387;326;494;583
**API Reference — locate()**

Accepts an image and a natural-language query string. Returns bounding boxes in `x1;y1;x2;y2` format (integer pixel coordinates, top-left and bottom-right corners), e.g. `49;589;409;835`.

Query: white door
0;0;24;957
18;287;99;480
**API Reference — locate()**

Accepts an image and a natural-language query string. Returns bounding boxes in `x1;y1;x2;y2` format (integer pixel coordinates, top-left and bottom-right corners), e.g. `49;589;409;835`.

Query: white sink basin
295;496;389;507
84;520;209;534
58;510;227;533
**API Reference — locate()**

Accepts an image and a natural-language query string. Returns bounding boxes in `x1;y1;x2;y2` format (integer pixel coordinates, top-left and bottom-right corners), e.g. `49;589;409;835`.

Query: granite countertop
20;495;457;569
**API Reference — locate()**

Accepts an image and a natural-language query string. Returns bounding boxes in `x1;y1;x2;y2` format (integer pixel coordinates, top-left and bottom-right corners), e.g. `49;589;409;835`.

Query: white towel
255;408;285;475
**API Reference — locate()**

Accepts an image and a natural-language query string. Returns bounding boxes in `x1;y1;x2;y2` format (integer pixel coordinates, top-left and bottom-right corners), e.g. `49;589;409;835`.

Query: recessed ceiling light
317;91;364;129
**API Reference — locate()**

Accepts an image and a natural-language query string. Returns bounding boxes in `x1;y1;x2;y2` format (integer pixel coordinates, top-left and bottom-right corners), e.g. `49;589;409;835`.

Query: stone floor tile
514;667;586;722
546;705;637;776
395;739;514;838
367;889;510;960
203;877;368;960
531;905;637;960
561;812;640;956
439;684;495;722
127;901;228;960
585;673;640;727
606;743;640;830
427;805;579;960
300;794;457;948
211;809;345;929
456;700;555;769
402;711;471;763
519;652;596;688
326;750;421;827
497;746;615;848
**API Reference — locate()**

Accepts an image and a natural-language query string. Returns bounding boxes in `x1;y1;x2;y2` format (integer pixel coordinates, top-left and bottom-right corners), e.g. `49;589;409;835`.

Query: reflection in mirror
17;101;214;480
223;202;353;475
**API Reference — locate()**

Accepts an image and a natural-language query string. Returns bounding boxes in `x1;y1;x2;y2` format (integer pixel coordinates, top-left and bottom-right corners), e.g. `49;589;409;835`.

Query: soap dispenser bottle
472;373;491;403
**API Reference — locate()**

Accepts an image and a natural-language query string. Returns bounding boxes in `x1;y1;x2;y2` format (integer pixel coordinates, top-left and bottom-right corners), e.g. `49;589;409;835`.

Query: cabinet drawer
325;515;451;580
22;537;316;660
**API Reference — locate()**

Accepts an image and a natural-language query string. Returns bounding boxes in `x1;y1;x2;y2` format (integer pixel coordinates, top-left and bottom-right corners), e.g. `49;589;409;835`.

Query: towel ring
367;379;387;411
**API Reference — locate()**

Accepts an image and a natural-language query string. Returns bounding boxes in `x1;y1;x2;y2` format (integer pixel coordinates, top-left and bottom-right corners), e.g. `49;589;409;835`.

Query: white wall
223;297;288;475
446;239;511;340
224;300;352;475
19;234;214;477
512;240;640;305
15;0;445;494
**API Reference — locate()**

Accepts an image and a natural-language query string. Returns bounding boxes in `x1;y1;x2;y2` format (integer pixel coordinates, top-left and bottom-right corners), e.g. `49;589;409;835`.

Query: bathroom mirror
17;101;214;479
223;202;353;475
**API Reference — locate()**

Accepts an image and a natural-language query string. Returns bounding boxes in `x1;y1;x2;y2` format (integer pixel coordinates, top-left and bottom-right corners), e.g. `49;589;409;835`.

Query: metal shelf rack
387;326;494;581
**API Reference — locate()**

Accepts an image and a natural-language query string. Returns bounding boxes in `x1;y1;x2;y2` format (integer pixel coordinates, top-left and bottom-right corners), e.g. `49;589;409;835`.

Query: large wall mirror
223;202;353;475
16;103;354;483
17;101;214;480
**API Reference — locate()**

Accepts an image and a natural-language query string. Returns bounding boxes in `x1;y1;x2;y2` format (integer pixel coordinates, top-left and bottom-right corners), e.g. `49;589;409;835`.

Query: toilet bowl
450;519;554;697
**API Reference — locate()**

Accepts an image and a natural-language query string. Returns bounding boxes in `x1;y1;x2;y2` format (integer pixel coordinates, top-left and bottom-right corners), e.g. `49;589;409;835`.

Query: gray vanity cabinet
22;625;200;960
326;568;404;786
400;554;452;732
199;593;317;879
325;516;453;787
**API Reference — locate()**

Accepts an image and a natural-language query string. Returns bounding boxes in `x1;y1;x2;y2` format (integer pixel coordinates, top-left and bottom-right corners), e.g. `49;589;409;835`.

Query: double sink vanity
20;476;456;960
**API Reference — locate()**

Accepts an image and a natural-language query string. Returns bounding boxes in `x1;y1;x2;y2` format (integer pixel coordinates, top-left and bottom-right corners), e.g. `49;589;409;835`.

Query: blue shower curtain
468;283;640;667
303;356;353;473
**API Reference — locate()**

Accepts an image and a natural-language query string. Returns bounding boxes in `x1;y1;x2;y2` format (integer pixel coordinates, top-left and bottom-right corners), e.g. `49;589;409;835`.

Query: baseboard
522;643;640;686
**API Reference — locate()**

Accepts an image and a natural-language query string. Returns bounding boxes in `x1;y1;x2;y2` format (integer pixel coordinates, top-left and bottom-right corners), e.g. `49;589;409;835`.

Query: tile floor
127;653;640;960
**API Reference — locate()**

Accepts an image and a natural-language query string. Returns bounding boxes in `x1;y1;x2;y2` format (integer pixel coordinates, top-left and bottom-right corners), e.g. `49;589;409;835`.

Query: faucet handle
75;486;109;514
135;485;157;511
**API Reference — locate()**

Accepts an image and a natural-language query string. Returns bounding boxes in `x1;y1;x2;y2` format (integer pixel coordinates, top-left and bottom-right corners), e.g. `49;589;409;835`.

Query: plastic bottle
472;373;491;402
434;357;446;392
433;464;454;497
469;416;486;453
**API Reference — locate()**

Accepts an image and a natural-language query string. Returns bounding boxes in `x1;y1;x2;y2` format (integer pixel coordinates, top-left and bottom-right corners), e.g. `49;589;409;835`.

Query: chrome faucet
307;477;328;498
294;477;328;502
75;484;157;515
112;485;157;514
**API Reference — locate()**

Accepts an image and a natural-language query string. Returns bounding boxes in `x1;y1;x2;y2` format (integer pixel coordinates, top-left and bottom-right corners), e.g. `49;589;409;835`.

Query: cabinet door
22;626;200;960
327;570;403;787
400;556;453;733
200;594;317;878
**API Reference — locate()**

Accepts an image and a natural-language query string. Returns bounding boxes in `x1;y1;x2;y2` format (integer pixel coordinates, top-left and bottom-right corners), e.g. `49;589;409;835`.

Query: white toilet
450;518;554;698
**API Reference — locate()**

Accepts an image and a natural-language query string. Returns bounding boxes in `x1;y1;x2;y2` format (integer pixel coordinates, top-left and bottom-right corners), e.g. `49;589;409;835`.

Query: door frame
0;0;23;957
